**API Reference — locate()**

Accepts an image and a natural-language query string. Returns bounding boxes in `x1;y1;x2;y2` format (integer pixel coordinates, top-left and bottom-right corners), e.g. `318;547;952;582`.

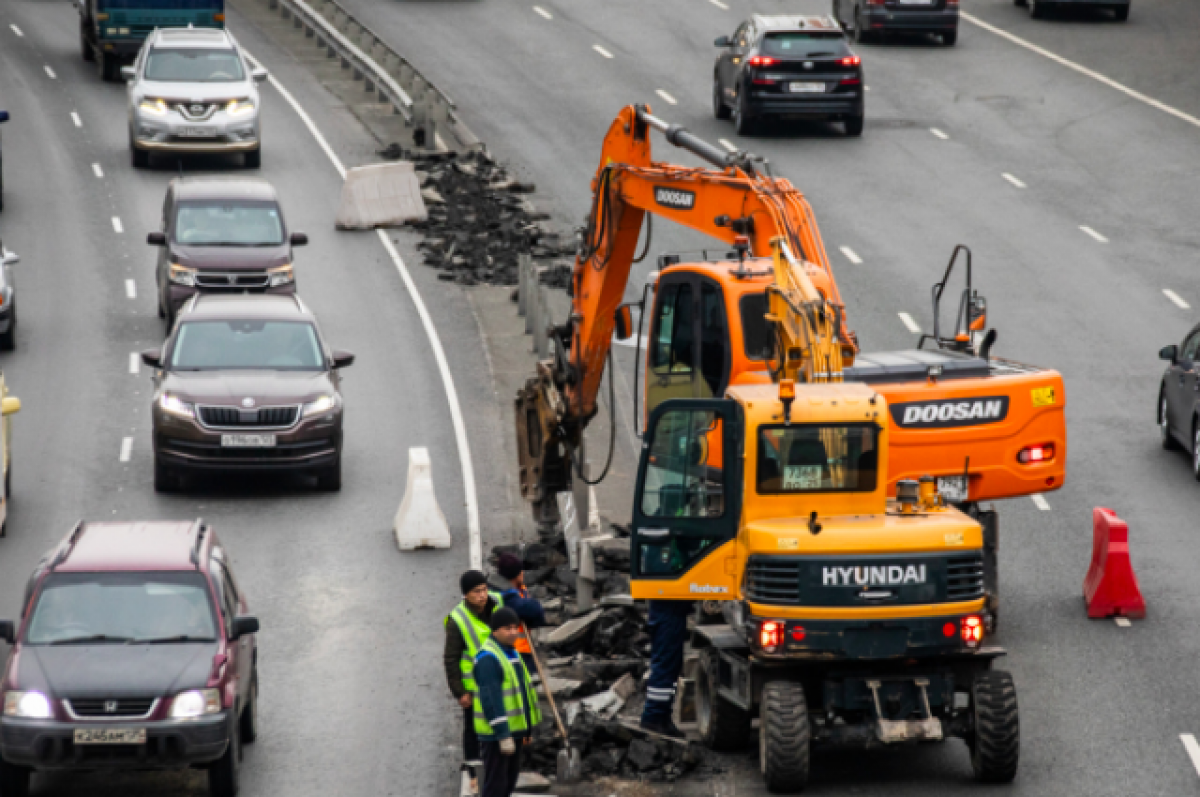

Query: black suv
0;519;260;797
714;15;864;137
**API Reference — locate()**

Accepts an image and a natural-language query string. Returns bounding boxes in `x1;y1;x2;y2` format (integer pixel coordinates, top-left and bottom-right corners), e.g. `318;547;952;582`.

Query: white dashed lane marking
1031;494;1051;510
533;5;552;19
92;163;104;179
125;279;136;299
930;128;949;140
119;437;133;463
1164;289;1190;310
710;0;729;8
897;313;921;335
10;25;23;37
655;89;678;106
129;353;139;375
839;246;862;265
1114;617;1131;628
1181;734;1200;778
44;65;56;80
70;112;82;127
1080;225;1108;243
718;138;737;152
1002;173;1026;188
112;217;124;233
593;44;614;59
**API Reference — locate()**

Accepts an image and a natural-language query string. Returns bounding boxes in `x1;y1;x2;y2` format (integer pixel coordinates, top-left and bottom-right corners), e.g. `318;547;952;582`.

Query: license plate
937;475;968;503
788;82;825;93
221;434;276;448
180;126;215;138
74;728;146;745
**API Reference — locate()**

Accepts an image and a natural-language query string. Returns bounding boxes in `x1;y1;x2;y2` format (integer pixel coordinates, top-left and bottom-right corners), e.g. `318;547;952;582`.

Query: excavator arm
515;105;855;524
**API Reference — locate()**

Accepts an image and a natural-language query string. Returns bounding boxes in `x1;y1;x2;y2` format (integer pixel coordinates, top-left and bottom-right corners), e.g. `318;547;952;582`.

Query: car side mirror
614;305;634;341
1;398;20;417
289;232;308;246
120;66;135;81
1;250;18;267
232;616;259;639
0;620;14;644
141;348;162;368
331;350;355;369
147;232;167;246
1161;345;1179;364
714;35;731;47
252;68;269;83
0;112;9;124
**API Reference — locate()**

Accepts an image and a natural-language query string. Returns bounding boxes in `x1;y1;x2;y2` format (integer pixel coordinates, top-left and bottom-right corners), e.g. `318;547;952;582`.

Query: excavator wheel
969;670;1019;783
760;680;810;793
696;648;751;751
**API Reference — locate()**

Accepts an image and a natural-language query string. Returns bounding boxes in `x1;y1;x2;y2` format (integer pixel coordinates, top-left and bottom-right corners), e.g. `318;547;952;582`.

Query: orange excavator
515;105;1065;622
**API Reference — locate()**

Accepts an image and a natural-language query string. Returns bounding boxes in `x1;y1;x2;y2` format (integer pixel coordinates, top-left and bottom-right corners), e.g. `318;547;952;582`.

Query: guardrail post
517;253;531;319
534;288;551;359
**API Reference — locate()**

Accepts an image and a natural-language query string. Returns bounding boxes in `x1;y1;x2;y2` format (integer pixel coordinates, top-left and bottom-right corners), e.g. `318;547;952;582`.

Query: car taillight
840;55;862;66
867;0;887;6
1017;443;1055;464
839;78;862;86
747;56;778;67
961;615;984;647
760;620;784;652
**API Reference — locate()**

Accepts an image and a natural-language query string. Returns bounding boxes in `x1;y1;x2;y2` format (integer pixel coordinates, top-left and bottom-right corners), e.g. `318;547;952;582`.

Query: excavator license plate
936;476;967;503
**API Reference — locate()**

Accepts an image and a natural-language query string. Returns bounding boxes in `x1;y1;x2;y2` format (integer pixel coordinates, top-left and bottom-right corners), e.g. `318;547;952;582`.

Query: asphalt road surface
304;0;1200;793
0;1;517;794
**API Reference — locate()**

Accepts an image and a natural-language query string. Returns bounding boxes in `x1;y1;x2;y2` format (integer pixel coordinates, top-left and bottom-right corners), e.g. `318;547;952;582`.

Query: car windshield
761;33;850;58
757;424;878;494
144;48;244;82
171;320;325;371
175;202;284;246
26;572;217;645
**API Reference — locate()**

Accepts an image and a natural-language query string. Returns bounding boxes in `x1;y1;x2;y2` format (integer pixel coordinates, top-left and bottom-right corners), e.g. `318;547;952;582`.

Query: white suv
123;28;267;169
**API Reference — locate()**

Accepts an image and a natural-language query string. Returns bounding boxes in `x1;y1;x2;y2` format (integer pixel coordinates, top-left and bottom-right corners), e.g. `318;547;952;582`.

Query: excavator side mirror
614;305;634;341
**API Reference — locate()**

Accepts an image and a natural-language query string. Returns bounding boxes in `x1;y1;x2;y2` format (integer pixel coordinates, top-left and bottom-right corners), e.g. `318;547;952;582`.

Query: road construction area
1;0;1200;794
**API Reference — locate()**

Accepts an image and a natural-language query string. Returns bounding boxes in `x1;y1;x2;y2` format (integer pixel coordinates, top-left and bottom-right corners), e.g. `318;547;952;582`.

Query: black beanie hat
489;607;520;631
496;553;524;580
460;570;488;595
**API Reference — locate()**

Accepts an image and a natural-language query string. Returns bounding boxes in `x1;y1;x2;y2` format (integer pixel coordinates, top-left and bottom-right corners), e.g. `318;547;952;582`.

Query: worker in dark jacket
494;553;546;674
473;607;542;797
444;570;504;794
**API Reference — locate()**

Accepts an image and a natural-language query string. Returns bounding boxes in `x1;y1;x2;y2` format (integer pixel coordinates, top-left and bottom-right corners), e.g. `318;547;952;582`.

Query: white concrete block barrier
394;447;453;551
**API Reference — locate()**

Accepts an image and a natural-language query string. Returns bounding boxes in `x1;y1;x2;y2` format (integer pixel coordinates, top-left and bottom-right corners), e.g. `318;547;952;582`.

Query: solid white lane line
1114;617;1132;628
1164;289;1191;310
119;437;133;463
533;5;552;19
1002;173;1026;188
44;65;57;80
718;138;737;152
839;246;862;265
1031;494;1051;510
247;50;483;570
593;44;614;59
1080;225;1108;243
70;112;82;127
655;89;678;106
1181;734;1200;777
930;128;949;140
710;0;729;8
898;312;921;335
10;24;23;37
962;12;1200;132
125;279;136;299
129;353;139;375
92;163;104;179
112;217;123;233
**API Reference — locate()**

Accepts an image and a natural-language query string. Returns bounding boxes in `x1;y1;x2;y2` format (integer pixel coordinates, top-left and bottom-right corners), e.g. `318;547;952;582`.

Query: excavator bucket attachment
515;365;571;527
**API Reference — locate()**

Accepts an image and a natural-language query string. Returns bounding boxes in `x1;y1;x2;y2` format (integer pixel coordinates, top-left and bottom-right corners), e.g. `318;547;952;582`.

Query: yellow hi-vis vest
472;638;542;737
445;592;504;693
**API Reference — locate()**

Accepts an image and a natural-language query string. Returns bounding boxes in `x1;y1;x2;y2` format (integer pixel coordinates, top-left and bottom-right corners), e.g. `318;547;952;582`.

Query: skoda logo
190;104;205;115
241;397;255;408
104;700;119;714
226;275;237;285
803;61;814;70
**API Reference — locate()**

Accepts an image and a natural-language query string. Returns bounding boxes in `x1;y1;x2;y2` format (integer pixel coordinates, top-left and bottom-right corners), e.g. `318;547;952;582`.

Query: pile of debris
377;144;575;287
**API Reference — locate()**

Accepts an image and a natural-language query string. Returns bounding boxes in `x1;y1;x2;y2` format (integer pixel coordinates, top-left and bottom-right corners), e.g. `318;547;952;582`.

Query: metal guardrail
517;253;553;359
263;0;481;152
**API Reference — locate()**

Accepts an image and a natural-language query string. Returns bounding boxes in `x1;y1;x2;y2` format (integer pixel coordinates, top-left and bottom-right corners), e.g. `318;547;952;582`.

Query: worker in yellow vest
444;570;504;794
473;607;542;797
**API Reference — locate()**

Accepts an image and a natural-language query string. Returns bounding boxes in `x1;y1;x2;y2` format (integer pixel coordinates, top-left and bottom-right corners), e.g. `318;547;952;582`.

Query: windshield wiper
135;635;217;644
49;634;134;645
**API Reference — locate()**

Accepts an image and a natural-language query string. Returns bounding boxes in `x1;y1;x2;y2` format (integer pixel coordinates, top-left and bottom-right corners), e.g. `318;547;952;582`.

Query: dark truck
77;0;225;81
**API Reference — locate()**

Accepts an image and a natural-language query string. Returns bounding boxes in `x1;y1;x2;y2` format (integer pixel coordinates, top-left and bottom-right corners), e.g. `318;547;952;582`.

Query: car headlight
168;263;196;287
226;98;256;116
3;691;53;719
159;393;195;420
139;98;168;116
169;689;221;719
267;264;293;287
302;395;336;419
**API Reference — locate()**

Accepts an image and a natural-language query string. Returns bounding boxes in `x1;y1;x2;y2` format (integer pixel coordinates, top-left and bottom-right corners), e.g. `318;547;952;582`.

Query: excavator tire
760;680;810;793
969;670;1019;783
696;648;751;751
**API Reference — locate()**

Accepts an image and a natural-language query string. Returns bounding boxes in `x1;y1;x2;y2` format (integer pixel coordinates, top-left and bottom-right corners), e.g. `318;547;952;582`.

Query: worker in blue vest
639;599;692;739
444;570;504;794
473;607;542;797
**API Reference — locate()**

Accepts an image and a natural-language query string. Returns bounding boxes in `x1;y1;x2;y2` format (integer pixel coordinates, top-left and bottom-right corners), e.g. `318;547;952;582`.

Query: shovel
525;625;583;783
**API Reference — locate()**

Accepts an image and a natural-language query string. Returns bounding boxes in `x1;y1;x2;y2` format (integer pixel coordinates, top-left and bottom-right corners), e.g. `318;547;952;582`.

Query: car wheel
244;148;261;169
1161;394;1180;451
712;79;731;120
316;457;342;492
80;26;95;61
154;456;180;493
0;759;31;797
732;96;756;137
943;30;958;45
131;143;149;169
240;666;259;744
1029;0;1045;18
853;8;873;43
6;457;11;501
1192;423;1200;482
844;114;864;137
0;304;16;352
158;293;166;319
208;718;240;797
1013;0;1027;6
1113;3;1129;20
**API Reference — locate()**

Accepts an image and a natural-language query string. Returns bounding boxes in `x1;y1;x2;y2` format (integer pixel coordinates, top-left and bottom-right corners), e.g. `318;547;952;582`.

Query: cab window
641;409;723;518
651;283;694;374
758;424;878;494
740;293;772;361
699;283;728;397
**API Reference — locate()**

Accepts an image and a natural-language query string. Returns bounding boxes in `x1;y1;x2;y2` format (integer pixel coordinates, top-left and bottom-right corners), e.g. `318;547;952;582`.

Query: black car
0;240;18;351
833;0;959;45
1014;0;1128;21
1158;328;1200;472
0;110;9;211
713;15;864;137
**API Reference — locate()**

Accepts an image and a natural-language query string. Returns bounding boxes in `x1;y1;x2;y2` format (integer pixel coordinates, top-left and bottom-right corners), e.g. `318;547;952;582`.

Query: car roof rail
189;518;208;567
50;520;87;569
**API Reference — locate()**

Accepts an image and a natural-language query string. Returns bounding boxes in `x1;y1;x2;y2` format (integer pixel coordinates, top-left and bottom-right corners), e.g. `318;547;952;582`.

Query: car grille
195;272;270;289
199;405;298;428
745;558;801;604
946;554;985;601
67;698;157;719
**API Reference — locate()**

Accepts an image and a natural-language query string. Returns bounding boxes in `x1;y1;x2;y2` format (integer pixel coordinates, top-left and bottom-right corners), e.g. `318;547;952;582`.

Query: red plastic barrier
1083;507;1146;619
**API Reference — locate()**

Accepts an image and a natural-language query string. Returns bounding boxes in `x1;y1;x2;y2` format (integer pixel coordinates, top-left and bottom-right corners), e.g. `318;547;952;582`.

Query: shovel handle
524;623;570;743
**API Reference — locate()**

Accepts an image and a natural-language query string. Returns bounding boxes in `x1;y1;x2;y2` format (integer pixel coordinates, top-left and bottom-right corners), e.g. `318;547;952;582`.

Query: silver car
123;28;267;169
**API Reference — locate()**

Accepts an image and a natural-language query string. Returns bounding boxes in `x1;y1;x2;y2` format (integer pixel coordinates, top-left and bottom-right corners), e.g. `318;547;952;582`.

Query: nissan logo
241;397;255;408
104;700;119;714
190;104;205;115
